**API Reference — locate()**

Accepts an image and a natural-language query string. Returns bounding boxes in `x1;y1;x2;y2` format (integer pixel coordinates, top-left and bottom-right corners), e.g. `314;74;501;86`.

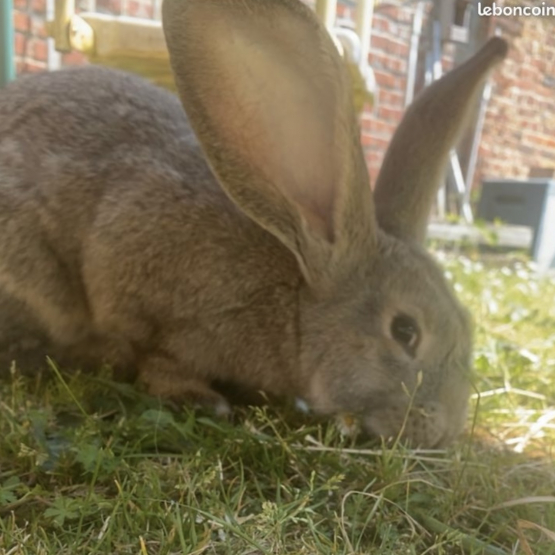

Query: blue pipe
1;0;15;87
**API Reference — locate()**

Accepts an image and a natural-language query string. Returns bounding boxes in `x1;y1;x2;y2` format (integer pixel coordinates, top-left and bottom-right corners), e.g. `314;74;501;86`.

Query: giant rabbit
0;0;507;447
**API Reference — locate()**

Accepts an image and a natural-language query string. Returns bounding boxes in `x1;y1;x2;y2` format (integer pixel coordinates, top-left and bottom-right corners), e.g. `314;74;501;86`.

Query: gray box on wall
477;179;555;271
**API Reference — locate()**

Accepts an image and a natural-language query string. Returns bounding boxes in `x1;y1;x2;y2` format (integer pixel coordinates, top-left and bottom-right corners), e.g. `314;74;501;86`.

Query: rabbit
0;0;507;447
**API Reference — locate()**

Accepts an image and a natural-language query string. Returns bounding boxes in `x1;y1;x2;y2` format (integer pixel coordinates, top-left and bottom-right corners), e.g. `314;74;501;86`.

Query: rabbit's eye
391;314;420;355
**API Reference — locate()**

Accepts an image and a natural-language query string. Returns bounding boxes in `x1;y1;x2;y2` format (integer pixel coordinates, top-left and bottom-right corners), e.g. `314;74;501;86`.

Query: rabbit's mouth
304;362;469;448
362;401;466;449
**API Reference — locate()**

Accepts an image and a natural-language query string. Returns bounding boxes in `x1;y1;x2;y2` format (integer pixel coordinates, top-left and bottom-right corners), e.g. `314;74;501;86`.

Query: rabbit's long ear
373;37;508;244
163;0;377;290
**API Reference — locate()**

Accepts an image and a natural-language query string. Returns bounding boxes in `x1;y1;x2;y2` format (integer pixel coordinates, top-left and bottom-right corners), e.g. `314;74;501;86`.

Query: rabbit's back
0;65;234;303
0;65;251;262
0;65;211;206
0;66;299;386
0;66;196;156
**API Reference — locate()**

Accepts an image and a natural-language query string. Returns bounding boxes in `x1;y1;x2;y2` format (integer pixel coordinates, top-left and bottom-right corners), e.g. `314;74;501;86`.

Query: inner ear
195;17;343;244
163;0;378;287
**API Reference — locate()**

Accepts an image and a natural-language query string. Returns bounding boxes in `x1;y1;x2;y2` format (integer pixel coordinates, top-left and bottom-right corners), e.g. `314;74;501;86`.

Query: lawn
1;248;554;555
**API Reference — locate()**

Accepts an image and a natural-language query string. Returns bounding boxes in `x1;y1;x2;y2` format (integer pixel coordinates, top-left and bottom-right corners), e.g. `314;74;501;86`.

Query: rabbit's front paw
152;379;231;417
60;333;136;382
138;356;231;416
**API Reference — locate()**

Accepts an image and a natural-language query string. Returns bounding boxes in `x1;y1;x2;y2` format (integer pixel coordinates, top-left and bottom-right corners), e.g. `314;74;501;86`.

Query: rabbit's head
163;0;507;447
300;235;474;447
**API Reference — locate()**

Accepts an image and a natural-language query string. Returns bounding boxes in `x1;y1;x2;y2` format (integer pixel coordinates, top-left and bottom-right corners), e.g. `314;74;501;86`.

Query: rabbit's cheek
304;370;340;414
303;358;398;416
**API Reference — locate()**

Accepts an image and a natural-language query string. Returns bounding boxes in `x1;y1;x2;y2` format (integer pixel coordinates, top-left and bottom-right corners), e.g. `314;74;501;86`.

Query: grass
1;249;554;554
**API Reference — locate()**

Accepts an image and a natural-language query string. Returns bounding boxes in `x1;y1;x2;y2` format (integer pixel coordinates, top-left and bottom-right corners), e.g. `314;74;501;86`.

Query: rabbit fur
0;0;507;447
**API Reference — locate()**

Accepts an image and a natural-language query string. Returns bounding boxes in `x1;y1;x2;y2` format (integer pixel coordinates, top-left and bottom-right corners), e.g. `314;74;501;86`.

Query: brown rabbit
0;0;507;447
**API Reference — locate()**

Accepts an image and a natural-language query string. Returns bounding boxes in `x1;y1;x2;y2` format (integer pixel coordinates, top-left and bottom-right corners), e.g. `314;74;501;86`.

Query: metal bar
354;0;374;66
449;149;474;223
53;0;75;52
46;0;62;70
431;18;446;218
315;0;337;31
405;1;425;106
464;80;493;207
0;0;15;87
432;19;443;80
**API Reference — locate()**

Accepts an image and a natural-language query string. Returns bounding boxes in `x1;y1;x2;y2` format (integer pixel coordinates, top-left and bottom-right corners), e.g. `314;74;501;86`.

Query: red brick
362;134;390;151
127;0;153;18
62;50;89;66
377;105;402;122
13;11;30;32
14;32;27;56
369;50;408;74
363;118;396;138
373;16;393;35
32;0;46;12
378;89;405;107
96;0;122;14
22;60;46;72
31;39;48;62
337;4;352;19
372;69;397;89
31;16;48;38
371;33;410;59
376;3;413;25
364;150;386;169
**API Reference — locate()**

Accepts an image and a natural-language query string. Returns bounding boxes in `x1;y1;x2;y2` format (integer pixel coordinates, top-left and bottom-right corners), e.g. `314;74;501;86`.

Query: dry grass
1;249;554;554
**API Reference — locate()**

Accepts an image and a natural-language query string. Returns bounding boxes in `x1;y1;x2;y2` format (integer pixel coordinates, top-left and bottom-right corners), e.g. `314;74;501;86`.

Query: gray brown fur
0;0;507;446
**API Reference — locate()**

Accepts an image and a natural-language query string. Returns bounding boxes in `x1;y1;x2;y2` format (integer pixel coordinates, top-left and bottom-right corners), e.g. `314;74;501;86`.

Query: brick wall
13;0;160;69
477;11;555;185
13;0;49;73
10;1;555;194
360;3;414;182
